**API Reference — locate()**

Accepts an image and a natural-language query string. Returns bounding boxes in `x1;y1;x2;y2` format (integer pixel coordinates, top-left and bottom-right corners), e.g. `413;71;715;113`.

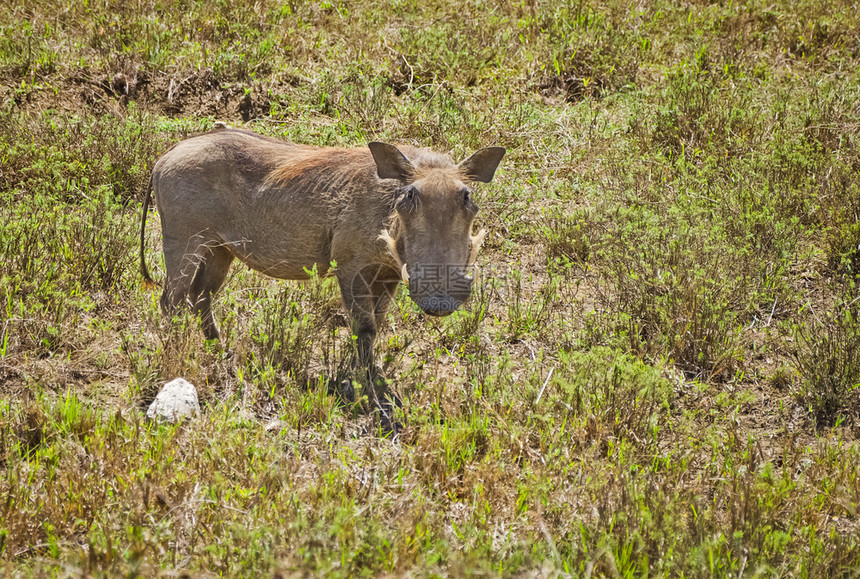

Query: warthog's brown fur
140;127;504;421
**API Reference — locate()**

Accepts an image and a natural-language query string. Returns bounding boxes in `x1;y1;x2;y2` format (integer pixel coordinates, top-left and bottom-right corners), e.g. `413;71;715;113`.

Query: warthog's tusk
379;229;409;284
467;228;487;268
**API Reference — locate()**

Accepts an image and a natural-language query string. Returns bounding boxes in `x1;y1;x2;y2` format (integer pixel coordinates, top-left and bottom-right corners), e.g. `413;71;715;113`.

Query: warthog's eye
462;188;477;212
397;185;419;211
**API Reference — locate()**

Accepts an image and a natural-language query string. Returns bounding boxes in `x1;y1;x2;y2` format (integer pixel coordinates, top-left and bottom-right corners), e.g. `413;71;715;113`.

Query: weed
791;299;860;427
551;347;673;448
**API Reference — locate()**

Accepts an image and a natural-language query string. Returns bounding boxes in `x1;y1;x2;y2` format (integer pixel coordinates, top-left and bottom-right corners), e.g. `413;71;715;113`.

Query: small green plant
791;301;860;426
584;204;748;379
827;221;860;280
244;266;340;384
503;269;556;342
551;346;674;447
542;206;592;265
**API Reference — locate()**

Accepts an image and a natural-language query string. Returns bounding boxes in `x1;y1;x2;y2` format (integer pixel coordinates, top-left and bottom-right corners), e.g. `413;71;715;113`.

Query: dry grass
1;0;860;575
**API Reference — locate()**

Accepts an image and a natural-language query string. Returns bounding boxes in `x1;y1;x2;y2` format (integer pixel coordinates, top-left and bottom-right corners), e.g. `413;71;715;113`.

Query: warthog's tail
139;173;155;290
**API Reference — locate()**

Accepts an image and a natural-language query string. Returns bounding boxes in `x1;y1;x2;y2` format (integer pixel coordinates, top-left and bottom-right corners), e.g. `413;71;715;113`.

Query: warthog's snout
408;266;474;317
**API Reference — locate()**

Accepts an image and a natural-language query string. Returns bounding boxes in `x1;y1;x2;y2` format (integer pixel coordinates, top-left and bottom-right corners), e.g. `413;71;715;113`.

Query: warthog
139;127;504;415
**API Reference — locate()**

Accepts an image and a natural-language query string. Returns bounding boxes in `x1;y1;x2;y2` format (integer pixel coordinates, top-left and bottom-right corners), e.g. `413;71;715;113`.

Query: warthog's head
370;142;505;317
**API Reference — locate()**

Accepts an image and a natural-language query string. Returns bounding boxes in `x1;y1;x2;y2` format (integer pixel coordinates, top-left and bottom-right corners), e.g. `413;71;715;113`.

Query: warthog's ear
369;142;415;182
458;147;506;183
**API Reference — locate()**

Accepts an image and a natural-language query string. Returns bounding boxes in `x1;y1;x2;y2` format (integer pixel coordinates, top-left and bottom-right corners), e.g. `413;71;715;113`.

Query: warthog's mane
398;147;456;179
264;146;375;186
399;147;489;185
265;143;471;192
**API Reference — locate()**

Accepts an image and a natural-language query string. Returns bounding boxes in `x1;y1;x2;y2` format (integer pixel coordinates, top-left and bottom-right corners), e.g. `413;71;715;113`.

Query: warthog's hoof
377;410;402;437
374;393;403;437
337;378;356;404
322;376;357;405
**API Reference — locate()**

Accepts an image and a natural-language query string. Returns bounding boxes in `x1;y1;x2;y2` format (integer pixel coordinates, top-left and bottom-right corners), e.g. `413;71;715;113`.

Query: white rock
264;419;288;433
146;378;200;423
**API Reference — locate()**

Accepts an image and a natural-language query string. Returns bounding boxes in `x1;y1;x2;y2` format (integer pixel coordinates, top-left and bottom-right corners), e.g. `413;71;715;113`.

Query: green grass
2;0;860;575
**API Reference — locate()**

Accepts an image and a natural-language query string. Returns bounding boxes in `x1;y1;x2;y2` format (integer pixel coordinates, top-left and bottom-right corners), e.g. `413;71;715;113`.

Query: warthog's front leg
338;266;401;431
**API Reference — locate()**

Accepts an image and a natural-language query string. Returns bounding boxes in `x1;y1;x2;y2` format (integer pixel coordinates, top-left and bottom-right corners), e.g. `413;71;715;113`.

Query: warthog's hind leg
189;244;234;340
160;240;199;319
161;239;233;340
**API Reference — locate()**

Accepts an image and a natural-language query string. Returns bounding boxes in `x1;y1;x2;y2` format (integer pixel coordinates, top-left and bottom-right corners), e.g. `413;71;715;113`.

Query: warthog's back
151;128;391;279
